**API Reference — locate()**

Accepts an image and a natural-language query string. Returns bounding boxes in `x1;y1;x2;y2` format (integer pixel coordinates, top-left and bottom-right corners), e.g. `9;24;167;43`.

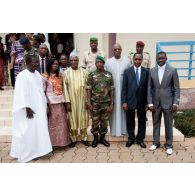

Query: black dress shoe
137;142;146;148
126;141;134;147
69;142;77;148
81;140;90;147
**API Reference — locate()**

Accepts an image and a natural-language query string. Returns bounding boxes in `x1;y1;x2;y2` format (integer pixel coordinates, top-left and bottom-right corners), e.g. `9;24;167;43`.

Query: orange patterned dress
42;73;70;146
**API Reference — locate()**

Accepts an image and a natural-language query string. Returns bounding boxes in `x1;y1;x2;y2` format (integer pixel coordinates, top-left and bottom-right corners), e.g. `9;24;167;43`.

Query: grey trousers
152;105;173;148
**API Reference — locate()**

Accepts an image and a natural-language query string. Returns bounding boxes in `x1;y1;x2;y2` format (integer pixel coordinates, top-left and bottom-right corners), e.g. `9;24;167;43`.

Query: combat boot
92;134;99;148
100;134;110;147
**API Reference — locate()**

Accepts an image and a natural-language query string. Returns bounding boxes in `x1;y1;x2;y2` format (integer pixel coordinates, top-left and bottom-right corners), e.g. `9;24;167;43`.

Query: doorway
48;33;74;58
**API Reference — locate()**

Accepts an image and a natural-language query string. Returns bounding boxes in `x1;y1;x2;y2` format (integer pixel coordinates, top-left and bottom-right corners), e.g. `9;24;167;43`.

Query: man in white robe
10;55;52;163
105;43;131;136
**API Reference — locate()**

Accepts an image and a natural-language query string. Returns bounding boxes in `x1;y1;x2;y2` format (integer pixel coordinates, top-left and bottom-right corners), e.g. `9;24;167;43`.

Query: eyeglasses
114;48;121;51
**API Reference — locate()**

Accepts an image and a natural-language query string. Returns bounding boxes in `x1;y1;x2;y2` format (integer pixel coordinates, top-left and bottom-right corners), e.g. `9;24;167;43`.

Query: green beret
96;55;105;63
90;37;98;41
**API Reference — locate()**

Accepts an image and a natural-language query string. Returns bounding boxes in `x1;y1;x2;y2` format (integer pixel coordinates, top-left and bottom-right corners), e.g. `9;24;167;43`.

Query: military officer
82;37;105;73
129;41;151;69
19;37;38;70
86;55;114;148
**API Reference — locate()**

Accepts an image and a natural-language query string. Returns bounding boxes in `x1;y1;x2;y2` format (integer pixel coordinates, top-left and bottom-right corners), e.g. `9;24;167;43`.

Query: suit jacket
36;56;49;74
121;66;149;109
147;64;180;109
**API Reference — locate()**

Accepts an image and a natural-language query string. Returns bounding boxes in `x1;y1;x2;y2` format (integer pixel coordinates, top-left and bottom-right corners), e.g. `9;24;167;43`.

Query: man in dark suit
148;51;180;155
37;44;49;74
122;53;149;148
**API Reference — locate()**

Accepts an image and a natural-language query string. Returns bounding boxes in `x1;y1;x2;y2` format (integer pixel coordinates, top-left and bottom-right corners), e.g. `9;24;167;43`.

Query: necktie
41;58;44;73
136;68;139;85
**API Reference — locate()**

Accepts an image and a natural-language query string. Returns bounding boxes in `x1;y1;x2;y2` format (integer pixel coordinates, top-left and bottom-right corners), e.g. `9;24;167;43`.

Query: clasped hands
148;105;177;113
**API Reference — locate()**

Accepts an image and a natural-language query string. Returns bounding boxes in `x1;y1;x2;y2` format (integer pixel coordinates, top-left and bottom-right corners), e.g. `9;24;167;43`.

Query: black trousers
126;108;146;143
10;68;15;87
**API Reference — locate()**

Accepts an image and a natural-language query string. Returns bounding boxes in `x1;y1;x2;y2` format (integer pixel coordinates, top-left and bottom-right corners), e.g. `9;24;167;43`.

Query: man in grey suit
148;51;180;155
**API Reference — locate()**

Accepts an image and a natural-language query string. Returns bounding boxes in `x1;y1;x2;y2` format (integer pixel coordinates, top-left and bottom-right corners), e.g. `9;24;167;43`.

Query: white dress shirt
134;66;141;81
158;64;166;84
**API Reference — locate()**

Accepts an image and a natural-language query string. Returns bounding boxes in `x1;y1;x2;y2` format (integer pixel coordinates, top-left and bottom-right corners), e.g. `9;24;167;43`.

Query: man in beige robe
63;51;90;147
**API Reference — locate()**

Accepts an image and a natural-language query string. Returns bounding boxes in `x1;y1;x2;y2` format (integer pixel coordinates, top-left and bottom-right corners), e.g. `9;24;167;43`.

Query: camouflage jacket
86;70;114;103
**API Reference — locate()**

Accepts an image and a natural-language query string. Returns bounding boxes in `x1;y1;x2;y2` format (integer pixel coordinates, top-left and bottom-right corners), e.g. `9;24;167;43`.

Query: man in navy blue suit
121;53;149;148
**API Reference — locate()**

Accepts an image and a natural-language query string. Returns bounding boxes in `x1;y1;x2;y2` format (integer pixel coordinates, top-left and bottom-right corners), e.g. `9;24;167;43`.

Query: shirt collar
134;66;141;71
39;55;46;60
158;64;166;69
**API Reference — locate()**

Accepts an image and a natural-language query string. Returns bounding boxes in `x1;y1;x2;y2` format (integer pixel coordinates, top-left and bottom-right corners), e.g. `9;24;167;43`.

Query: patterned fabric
10;41;25;80
42;73;70;146
42;73;66;104
14;63;23;81
48;103;70;146
86;70;114;103
63;67;89;141
69;128;88;142
91;102;110;135
42;73;63;95
10;41;24;64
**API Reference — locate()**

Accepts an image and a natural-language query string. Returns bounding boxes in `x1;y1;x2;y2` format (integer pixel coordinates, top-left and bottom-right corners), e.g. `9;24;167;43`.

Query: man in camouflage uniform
19;37;38;70
86;55;114;147
129;41;151;69
82;37;105;73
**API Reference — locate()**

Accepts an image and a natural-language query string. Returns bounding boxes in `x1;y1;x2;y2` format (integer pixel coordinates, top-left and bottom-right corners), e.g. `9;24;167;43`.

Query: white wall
75;33;109;65
116;33;195;67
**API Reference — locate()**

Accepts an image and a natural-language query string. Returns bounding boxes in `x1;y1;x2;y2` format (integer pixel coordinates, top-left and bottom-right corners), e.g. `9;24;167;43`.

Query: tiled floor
1;138;195;163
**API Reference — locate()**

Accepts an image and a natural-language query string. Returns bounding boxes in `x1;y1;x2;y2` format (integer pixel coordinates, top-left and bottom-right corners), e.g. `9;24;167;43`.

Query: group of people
0;33;71;89
9;35;180;163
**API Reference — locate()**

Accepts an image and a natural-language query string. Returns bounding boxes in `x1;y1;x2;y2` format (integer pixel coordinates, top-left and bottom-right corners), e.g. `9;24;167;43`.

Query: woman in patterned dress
10;33;25;86
42;58;70;148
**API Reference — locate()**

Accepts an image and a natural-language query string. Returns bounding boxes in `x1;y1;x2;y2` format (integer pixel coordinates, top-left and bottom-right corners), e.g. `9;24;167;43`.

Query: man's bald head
113;43;122;59
38;44;48;57
113;43;122;50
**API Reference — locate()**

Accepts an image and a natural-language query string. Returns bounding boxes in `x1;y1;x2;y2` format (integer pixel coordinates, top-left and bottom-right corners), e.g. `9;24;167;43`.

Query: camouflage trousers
91;102;110;135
